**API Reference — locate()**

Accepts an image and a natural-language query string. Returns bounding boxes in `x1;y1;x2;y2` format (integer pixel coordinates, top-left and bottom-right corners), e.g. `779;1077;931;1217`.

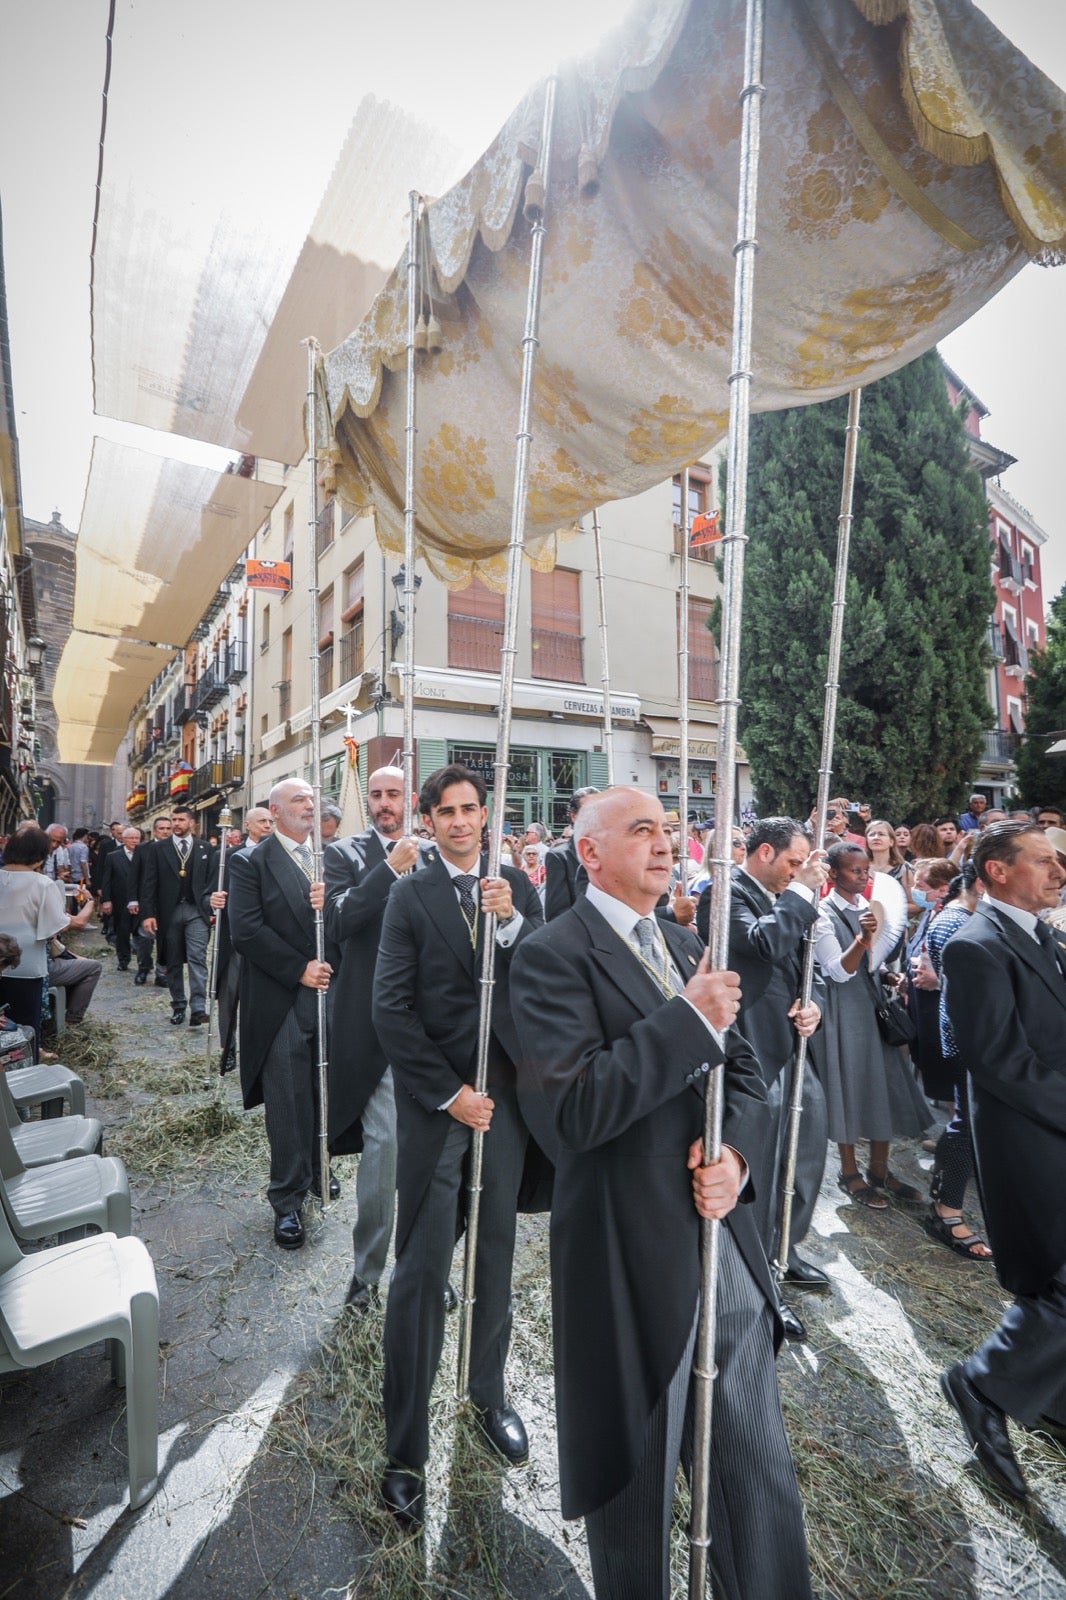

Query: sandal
922;1208;993;1262
866;1170;925;1205
837;1170;888;1210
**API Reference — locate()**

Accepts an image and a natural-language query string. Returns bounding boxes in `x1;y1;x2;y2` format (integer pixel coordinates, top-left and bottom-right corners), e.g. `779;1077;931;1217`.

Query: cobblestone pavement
2;934;1065;1600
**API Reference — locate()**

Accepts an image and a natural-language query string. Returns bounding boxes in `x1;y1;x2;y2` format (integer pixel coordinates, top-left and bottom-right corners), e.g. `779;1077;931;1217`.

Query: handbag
827;902;917;1047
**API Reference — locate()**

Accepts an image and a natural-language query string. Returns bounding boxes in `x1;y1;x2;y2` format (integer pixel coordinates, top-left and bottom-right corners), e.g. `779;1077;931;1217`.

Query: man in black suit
941;821;1066;1500
511;788;811;1600
227;779;334;1251
128;816;173;985
371;763;544;1528
214;805;275;1069
99;826;144;973
544;786;599;920
324;765;422;1311
141;805;216;1025
699;817;829;1324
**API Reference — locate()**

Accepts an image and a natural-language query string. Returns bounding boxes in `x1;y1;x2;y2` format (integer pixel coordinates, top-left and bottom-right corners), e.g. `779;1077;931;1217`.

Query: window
280;628;293;720
448;577;504;672
340;561;364;683
318;587;335;695
531;567;583;682
682;598;718;701
316;500;335;559
672;468;717;562
260;603;270;652
282;503;295;593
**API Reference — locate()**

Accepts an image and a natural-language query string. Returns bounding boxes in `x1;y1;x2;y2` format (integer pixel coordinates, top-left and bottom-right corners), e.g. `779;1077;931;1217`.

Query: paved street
2;934;1066;1600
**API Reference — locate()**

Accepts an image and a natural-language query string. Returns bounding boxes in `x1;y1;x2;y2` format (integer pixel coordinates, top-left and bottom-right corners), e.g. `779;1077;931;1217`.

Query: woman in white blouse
814;839;933;1209
0;825;94;1044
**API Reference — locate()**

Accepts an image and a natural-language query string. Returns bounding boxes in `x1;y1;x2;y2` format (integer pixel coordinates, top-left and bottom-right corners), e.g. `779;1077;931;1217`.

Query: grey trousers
383;1079;528;1470
47;954;103;1024
968;1266;1066;1428
259;987;323;1214
351;1067;397;1286
755;1058;828;1268
164;902;209;1012
585;1229;813;1600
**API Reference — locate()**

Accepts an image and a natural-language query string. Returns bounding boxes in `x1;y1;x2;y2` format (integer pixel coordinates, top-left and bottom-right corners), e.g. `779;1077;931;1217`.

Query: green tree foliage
1014;585;1066;811
729;351;993;820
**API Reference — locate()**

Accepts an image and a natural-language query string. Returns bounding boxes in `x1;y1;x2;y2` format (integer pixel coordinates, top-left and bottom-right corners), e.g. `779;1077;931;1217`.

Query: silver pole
204;801;231;1093
456;75;557;1401
678;469;691;896
689;1;765;1593
591;508;615;785
401;193;420;836
304;336;331;1210
776;387;862;1273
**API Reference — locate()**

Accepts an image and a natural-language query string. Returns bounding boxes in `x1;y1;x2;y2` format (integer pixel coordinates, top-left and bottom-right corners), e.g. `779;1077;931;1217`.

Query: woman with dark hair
815;841;933;1208
0;825;94;1044
922;862;992;1260
908;822;944;861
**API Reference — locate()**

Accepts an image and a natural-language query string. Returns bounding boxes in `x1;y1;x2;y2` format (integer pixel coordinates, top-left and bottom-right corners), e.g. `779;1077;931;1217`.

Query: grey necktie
177;838;190;864
294;842;314;880
1035;918;1065;979
455;873;478;924
632;916;685;996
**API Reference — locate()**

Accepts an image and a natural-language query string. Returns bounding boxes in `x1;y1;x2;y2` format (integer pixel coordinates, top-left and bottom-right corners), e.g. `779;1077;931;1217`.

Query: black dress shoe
273;1210;305;1250
782;1258;830;1293
134;971;148;986
170;1006;186;1026
778;1302;808;1343
444;1281;459;1314
940;1363;1028;1500
381;1464;424;1529
117;962;130;971
154;974;169;988
310;1170;341;1200
188;1011;209;1027
344;1272;379;1313
471;1403;529;1465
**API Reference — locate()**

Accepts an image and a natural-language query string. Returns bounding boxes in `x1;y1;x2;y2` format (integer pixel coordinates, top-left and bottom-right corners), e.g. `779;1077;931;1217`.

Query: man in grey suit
699;818;829;1333
511;788;811;1600
941;821;1066;1500
323;766;422;1310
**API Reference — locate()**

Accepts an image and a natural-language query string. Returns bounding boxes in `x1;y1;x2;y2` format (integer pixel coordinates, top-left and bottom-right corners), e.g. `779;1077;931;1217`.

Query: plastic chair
0;1071;102;1167
0;1206;159;1509
0;1112;130;1242
4;1062;87;1117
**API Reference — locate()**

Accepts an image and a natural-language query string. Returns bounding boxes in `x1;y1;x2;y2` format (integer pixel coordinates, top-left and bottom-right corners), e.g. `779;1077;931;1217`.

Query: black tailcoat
942;899;1066;1297
100;847;138;914
509;897;775;1519
371;850;544;1254
140;835;216;930
545;839;586;921
227;832;338;1113
715;866;820;1087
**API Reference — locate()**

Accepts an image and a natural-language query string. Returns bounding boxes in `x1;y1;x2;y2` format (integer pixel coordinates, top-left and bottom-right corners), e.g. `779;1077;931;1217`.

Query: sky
1;0;1065;605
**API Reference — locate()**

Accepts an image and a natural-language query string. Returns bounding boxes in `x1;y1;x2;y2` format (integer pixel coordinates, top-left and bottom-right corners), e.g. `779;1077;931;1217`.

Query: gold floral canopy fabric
321;0;1066;586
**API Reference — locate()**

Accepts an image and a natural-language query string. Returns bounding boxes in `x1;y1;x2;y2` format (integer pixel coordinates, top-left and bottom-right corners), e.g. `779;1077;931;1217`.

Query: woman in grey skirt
815;841;933;1209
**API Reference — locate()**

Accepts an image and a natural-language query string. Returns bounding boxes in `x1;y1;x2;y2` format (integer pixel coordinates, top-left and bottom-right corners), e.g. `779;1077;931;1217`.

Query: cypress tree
1014;585;1066;811
730;351;993;821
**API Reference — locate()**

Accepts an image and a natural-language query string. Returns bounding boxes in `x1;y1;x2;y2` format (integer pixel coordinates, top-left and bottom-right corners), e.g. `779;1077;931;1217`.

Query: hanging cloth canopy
321;0;1066;587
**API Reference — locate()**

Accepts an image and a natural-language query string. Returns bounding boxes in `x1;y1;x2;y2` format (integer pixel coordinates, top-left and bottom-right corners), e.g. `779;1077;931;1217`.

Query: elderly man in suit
698;817;828;1341
510;788;811;1600
100;826;144;973
940;821;1066;1500
227;779;335;1251
323;766;422;1311
140;804;216;1026
371;763;544;1529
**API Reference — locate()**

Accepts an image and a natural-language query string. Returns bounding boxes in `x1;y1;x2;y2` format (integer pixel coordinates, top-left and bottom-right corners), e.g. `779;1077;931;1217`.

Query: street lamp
27;636;46;670
389;564;422;655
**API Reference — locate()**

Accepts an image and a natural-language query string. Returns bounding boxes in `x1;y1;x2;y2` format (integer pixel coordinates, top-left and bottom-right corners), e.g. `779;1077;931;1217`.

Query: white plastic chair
0;1072;102;1167
4;1062;87;1117
0;1207;159;1509
0;1112;130;1242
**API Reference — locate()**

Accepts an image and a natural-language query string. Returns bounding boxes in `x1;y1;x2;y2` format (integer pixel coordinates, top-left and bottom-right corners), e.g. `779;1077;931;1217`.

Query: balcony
982;728;1018;766
688;658;719;703
448;613;504;673
278;681;292;723
531;628;584;684
999;551;1024;594
191;664;227;713
986;621;1004;661
225;641;248;683
175;688;196;725
315;503;335;560
338;621;364;685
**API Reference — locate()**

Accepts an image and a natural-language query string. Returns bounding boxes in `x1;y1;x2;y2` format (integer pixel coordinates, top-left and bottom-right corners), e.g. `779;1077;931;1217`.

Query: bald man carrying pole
228;779;335;1251
511;788;811;1600
324;766;423;1309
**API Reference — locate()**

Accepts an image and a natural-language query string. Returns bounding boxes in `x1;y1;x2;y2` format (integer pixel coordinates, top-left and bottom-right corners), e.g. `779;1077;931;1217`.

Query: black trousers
968;1266;1066;1428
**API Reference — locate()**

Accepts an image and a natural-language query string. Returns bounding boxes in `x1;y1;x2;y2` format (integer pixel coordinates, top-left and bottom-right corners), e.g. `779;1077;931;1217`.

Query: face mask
912;886;931;909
